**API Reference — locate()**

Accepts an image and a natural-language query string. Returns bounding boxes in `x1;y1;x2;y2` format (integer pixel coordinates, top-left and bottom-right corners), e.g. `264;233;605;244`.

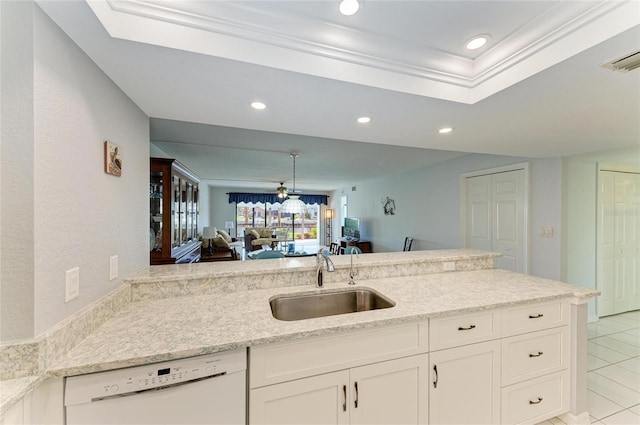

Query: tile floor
538;310;640;425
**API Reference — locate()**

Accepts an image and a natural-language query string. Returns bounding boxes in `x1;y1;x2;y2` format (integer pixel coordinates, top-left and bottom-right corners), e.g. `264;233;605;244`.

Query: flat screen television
344;217;360;240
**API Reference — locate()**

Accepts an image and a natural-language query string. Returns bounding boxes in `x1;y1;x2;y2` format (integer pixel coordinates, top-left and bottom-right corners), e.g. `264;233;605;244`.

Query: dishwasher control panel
65;348;246;406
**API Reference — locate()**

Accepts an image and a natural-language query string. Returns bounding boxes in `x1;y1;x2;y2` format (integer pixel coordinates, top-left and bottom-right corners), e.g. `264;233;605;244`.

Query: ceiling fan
276;182;288;199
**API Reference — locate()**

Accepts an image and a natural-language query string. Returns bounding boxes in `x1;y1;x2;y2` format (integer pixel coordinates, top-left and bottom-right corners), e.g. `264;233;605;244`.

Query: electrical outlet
110;255;118;280
65;267;79;302
443;261;456;271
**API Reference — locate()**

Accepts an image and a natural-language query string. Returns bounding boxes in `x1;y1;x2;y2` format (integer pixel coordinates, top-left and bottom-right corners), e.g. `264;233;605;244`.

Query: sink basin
270;288;395;321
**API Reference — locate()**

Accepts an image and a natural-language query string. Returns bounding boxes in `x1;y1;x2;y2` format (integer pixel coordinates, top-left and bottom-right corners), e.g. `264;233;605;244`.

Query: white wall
209;186;238;237
0;2;150;341
329;154;564;280
529;158;563;280
0;0;36;341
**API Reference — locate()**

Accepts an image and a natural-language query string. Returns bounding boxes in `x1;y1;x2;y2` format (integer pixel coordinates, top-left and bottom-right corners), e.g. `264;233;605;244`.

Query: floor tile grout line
591;368;640;392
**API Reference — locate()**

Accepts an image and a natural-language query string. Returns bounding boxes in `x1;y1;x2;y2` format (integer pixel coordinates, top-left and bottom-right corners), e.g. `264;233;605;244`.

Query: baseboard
559;410;592;425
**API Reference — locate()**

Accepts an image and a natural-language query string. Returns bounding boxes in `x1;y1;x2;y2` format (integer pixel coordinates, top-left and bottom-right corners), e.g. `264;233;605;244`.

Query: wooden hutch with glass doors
149;158;201;265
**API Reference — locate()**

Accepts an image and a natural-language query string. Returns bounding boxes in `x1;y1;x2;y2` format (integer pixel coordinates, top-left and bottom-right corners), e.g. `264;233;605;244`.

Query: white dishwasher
64;348;246;425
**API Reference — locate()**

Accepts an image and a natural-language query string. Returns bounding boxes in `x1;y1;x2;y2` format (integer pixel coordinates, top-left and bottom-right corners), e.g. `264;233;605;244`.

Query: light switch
110;255;118;280
65;267;79;302
539;226;554;237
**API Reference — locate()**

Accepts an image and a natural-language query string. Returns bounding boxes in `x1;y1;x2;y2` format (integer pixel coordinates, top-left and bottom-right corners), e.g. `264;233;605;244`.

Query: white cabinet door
350;355;428;425
250;370;349;425
429;340;501;425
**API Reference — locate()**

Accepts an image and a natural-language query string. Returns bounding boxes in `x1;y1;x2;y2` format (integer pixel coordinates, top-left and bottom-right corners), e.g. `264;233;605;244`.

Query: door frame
459;162;530;274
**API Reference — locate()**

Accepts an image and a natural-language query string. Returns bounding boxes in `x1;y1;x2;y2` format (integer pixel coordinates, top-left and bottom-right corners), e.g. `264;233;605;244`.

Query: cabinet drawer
502;327;569;386
502;302;568;336
430;310;500;351
501;370;569;425
250;321;428;388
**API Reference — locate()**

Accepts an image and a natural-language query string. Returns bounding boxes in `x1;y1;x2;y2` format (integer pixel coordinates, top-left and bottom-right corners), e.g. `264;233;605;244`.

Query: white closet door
598;171;640;316
597;172;616;316
465;169;525;273
466;175;492;252
492;170;525;272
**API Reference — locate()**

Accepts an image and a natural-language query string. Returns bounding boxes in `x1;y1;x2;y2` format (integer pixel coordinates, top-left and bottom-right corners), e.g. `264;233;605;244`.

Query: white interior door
465;168;526;273
465;175;492;252
598;170;640;316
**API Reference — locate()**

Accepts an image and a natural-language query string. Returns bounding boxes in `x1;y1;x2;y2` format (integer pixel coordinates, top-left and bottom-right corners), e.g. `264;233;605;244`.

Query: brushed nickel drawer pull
343;385;347;412
529;351;544;358
433;365;438;388
458;325;476;331
529;314;544;319
354;381;359;408
529;397;543;405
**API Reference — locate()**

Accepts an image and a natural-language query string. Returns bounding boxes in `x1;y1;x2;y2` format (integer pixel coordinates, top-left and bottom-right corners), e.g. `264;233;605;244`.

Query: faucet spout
348;250;359;285
316;248;335;288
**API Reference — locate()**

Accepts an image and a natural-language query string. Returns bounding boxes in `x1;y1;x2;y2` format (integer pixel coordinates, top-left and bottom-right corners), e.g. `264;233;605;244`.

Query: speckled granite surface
48;268;597;378
128;249;498;301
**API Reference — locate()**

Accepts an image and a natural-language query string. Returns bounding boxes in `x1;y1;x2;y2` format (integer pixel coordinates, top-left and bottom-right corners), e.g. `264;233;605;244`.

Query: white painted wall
329;154;564;280
210;186;238;237
0;3;150;341
529;158;563;280
1;0;36;341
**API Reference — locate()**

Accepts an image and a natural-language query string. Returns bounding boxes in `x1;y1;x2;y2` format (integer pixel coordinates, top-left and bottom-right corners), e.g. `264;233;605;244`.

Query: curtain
228;192;327;205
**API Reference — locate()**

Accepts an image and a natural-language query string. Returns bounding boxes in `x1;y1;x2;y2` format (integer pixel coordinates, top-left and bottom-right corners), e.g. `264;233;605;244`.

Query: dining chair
329;242;340;255
403;237;414;251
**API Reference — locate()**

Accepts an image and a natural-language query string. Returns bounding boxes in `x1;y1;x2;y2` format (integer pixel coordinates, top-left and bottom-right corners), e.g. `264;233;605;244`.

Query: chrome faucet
348;250;359;285
316;248;335;288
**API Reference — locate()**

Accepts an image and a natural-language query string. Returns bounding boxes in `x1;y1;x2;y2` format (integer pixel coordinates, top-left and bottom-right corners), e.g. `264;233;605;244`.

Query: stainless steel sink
270;288;395;321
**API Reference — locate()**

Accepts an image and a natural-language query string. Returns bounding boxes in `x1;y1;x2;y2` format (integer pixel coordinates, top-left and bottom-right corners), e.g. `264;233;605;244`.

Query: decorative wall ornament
104;140;122;176
382;197;396;215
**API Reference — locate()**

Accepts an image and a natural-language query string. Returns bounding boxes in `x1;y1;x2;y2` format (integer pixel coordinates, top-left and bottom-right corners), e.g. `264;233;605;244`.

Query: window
236;202;319;243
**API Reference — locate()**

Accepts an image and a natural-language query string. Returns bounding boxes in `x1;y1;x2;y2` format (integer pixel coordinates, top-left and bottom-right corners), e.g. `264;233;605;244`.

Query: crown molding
88;0;640;104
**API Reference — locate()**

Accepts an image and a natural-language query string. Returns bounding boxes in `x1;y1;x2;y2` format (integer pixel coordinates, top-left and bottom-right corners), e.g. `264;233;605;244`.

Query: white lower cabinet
429;340;501;425
350;355;428;425
251;370;350;425
250;355;429;425
249;301;573;425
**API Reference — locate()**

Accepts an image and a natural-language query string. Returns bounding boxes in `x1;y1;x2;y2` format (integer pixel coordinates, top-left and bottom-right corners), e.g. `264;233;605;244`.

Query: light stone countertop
127;249;500;283
48;268;598;378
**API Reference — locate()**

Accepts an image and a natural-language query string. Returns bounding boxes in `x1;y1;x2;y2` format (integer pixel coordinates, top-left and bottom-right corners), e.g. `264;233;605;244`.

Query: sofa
244;227;275;251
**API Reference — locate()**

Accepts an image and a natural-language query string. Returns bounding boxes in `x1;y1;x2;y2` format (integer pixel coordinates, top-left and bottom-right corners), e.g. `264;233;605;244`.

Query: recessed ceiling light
250;101;266;110
465;35;490;50
438;127;453;134
357;116;371;124
339;0;360;16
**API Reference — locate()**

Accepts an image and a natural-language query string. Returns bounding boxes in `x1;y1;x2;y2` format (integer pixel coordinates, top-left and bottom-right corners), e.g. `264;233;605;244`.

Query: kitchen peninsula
1;249;598;424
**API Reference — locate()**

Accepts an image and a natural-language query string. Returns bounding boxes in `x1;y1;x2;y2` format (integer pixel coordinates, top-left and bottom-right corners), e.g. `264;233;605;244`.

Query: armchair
243;227;275;251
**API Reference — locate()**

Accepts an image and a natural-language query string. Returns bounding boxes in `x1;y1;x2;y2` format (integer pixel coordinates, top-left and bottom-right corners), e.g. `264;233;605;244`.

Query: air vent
602;50;640;72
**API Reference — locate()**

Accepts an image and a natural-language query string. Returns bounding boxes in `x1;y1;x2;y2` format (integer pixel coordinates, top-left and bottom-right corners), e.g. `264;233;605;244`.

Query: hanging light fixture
281;153;306;214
